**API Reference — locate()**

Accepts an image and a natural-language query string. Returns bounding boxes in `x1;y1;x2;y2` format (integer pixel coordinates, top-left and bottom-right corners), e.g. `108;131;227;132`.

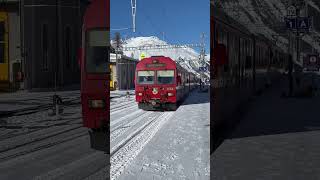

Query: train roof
136;56;176;69
136;56;193;74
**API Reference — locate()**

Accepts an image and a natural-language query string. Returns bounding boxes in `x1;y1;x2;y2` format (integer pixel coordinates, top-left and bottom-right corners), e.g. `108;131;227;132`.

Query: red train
135;56;198;110
211;5;288;152
79;0;109;153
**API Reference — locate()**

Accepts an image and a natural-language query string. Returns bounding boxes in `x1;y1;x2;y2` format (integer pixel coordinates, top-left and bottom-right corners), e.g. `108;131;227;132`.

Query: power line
111;27;133;31
121;43;202;51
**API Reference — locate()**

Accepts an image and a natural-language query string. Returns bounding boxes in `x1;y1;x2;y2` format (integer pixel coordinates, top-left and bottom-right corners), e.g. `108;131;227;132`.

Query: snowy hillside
113;36;210;79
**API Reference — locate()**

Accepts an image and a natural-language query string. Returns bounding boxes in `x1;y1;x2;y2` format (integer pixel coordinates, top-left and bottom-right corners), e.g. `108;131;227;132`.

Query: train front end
80;0;109;153
135;56;178;110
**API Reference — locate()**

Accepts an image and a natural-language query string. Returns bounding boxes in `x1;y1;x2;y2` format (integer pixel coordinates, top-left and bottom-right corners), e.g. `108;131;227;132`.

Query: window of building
41;24;49;70
0;21;5;63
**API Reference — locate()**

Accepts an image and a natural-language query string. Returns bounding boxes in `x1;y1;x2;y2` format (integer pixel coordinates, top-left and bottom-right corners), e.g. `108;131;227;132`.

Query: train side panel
211;6;287;153
80;0;110;152
0;12;9;89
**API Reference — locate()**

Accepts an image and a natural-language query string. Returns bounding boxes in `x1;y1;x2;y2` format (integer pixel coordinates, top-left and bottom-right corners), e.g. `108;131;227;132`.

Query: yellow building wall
0;12;8;82
110;64;117;90
110;64;113;90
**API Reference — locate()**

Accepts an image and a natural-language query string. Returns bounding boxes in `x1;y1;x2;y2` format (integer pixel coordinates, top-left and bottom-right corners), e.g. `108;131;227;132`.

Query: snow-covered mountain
112;36;210;78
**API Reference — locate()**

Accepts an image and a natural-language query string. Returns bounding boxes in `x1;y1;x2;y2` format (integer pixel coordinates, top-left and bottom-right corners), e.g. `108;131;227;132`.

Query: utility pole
52;0;60;119
114;32;123;90
199;32;206;90
296;6;300;67
55;0;59;93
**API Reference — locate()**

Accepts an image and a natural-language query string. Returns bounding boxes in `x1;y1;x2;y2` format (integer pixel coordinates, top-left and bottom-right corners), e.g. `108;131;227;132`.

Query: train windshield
137;71;155;84
157;70;174;84
86;29;109;73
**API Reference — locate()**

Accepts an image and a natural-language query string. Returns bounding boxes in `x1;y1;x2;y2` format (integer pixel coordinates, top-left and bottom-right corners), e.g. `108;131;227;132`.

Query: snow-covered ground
0;87;210;180
110;89;210;180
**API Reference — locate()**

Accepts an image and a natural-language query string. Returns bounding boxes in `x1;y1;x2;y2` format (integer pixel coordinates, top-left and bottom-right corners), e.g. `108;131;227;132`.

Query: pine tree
113;32;123;54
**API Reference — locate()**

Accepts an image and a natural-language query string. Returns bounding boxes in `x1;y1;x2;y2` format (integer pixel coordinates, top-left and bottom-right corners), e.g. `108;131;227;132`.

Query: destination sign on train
146;63;166;68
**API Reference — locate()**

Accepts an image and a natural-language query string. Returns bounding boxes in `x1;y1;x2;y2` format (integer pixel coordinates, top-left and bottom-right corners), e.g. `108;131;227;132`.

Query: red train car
79;0;109;153
135;56;198;111
211;4;287;153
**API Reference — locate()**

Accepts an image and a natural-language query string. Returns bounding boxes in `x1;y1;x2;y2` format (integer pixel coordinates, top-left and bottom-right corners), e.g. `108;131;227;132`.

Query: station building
110;53;138;90
0;0;89;92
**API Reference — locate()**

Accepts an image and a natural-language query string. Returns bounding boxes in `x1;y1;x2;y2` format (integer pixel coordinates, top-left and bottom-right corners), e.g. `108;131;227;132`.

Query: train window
86;29;109;73
157;70;174;84
41;24;49;70
0;21;4;63
137;70;154;84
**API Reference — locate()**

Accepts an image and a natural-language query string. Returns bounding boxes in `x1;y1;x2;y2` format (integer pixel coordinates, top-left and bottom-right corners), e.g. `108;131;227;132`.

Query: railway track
0;125;87;162
0;115;82;141
110;111;152;143
110;103;137;115
110;111;174;180
0;97;80;119
110;101;136;111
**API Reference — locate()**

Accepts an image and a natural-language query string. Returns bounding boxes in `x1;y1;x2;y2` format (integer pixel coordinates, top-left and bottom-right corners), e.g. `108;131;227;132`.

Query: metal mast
131;0;137;32
199;33;206;89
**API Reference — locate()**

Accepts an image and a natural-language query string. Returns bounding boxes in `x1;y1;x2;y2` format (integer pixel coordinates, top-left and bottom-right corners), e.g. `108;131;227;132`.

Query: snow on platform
211;74;320;179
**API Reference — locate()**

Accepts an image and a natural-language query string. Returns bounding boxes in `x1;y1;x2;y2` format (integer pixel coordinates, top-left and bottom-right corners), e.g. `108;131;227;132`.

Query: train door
0;12;8;83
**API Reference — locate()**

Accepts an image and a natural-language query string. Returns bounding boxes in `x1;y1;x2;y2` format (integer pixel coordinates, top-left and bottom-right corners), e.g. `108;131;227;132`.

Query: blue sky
111;0;210;53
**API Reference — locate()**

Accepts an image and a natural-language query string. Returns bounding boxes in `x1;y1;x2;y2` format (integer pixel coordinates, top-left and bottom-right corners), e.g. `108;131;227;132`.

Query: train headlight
168;93;174;97
88;100;105;108
138;92;143;96
167;87;174;90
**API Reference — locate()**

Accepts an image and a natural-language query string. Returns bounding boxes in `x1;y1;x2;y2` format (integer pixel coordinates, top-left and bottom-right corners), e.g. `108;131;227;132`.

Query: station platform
211;73;320;180
0;89;134;116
